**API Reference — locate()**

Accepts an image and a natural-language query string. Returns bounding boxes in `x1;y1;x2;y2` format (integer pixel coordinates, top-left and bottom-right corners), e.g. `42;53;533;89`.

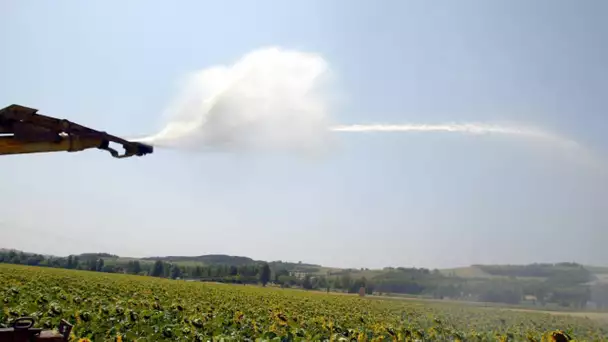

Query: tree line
0;249;604;309
0;250;371;292
0;250;107;272
0;250;274;285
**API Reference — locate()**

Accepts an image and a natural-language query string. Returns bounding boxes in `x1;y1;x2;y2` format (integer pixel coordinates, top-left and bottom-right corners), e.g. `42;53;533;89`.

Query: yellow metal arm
0;135;104;155
0;104;153;159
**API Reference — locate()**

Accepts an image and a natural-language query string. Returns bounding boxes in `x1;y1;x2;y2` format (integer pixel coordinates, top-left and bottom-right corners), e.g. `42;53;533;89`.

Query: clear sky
1;0;607;269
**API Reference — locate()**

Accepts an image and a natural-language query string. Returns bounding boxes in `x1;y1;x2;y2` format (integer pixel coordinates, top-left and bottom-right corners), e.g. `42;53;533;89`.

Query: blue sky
1;0;606;268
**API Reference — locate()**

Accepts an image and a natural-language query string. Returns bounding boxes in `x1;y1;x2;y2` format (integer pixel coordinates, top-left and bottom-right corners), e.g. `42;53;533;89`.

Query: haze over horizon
1;0;607;269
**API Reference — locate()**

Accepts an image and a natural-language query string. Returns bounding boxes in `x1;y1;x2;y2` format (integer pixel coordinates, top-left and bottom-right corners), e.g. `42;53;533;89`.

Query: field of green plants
1;264;606;341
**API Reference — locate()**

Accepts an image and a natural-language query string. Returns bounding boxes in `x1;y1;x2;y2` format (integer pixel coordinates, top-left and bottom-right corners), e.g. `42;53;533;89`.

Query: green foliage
260;263;271;286
477;263;594;284
302;275;313;290
143;254;254;265
1;264;606;341
372;268;441;295
151;260;164;277
340;273;352;290
170;265;182;279
127;260;141;275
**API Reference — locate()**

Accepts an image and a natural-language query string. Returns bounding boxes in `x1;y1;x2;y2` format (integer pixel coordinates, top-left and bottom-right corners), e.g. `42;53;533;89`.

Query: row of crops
1;264;606;341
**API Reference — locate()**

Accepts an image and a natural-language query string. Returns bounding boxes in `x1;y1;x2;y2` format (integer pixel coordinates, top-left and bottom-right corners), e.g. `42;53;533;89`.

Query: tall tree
96;258;105;272
88;259;97;271
127;260;142;274
317;276;328;290
163;263;172;278
302;275;313;290
274;269;289;283
260;262;271;286
341;273;352;290
171;265;182;279
151;260;164;277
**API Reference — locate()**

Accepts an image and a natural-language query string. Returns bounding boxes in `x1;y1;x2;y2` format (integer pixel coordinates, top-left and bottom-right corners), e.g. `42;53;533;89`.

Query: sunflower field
1;264;606;341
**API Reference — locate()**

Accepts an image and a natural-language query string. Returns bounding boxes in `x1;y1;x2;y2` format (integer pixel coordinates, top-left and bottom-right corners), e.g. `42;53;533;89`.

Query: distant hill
440;263;598;283
439;266;495;278
78;253;119;260
141;254;256;266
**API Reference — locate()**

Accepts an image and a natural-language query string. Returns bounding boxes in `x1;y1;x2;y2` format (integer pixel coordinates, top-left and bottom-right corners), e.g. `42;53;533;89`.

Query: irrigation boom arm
0;104;153;159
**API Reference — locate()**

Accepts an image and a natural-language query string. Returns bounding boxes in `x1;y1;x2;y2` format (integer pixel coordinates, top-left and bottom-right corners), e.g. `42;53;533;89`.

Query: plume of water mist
331;123;581;150
140;46;599;168
142;47;334;153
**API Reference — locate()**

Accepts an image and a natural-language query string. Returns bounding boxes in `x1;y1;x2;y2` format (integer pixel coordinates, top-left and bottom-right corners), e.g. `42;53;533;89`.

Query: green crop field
1;264;606;341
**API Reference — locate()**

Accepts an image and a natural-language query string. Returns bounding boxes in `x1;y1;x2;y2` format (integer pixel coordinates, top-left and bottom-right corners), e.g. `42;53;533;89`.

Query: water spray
142;47;585;157
331;123;580;150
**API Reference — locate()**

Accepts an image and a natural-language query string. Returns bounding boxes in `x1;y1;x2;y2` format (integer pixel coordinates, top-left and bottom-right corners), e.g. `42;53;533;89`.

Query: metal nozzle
134;142;153;156
99;139;154;159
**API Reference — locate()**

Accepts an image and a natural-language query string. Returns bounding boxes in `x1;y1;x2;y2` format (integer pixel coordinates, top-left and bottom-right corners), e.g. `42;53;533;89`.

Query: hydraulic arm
0;104;153;159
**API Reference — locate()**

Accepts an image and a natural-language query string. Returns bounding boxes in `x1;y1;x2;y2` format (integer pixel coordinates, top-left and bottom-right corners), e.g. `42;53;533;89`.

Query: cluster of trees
0;249;603;309
0;249;369;292
372;268;442;295
0;250;109;272
273;271;373;294
334;274;373;294
463;263;595;308
0;250;275;286
591;283;608;309
145;260;272;285
462;280;524;304
477;263;593;283
359;266;595;308
142;254;255;266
